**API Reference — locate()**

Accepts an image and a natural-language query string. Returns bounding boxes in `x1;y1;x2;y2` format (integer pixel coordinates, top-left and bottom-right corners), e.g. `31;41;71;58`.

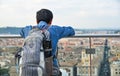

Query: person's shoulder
49;25;73;29
48;25;62;31
49;25;61;29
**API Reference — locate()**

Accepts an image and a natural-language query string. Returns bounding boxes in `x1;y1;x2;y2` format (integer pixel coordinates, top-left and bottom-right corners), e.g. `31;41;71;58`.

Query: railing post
89;37;92;76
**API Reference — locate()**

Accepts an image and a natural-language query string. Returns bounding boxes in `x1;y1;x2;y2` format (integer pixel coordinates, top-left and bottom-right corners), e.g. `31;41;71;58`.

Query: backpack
15;27;53;76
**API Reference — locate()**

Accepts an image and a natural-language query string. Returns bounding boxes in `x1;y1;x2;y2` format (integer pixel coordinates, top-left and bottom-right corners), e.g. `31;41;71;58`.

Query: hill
0;27;120;35
0;27;22;35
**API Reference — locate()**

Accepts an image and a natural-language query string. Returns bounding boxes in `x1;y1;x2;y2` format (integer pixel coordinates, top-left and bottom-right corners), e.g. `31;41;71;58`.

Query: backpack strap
32;26;47;40
15;48;22;74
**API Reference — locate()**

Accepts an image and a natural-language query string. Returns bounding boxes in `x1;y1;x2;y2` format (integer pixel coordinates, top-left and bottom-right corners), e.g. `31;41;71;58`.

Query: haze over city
0;0;120;29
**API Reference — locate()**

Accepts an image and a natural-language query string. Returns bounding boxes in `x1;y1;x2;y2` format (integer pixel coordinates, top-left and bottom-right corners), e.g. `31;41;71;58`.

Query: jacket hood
37;21;49;30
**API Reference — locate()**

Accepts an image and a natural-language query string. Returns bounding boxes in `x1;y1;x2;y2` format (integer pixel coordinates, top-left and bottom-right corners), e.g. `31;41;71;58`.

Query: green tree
0;67;9;76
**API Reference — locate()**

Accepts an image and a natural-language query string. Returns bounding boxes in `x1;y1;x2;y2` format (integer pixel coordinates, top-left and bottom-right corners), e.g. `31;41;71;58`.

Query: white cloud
0;0;120;29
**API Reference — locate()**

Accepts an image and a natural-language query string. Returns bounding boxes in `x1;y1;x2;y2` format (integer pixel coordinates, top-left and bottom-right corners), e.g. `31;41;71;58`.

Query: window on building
93;71;95;74
68;73;71;76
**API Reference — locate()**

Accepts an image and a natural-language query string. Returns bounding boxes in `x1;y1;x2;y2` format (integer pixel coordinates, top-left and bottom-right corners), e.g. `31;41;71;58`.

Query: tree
0;68;9;76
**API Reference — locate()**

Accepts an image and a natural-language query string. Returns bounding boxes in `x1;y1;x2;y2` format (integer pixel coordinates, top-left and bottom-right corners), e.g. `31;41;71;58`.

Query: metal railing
0;34;120;38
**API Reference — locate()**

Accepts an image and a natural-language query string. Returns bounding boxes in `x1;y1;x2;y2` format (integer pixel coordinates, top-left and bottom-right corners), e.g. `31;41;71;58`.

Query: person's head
36;9;53;25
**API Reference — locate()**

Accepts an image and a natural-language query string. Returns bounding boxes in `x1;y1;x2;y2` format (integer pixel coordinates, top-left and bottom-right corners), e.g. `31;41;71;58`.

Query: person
20;8;75;76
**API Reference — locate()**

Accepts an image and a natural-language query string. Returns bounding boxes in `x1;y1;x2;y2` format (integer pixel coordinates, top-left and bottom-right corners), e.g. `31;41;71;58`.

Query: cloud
0;0;120;29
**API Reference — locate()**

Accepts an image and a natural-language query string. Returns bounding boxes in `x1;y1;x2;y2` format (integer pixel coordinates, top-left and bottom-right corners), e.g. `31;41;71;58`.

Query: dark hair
36;9;53;24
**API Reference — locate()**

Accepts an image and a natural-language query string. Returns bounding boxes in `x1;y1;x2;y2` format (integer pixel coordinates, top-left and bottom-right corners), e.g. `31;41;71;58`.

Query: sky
0;0;120;29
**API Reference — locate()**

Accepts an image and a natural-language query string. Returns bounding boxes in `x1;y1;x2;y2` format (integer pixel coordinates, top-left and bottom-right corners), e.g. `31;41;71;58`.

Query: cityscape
0;0;119;76
0;28;120;76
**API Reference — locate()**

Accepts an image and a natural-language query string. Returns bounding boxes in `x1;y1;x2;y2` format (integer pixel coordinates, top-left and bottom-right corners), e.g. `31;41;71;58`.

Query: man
20;8;75;76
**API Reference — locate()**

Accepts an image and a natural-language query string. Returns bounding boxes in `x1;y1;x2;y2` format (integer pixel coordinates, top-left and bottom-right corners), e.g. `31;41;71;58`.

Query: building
60;62;76;76
76;65;99;76
76;47;103;76
110;61;120;76
76;58;101;76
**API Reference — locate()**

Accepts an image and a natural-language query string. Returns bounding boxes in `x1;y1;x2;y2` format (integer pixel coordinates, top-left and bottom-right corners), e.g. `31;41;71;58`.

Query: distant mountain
0;27;120;35
0;27;22;35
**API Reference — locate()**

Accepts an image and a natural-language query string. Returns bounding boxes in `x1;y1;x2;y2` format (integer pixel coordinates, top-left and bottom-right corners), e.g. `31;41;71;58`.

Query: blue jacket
20;21;75;67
